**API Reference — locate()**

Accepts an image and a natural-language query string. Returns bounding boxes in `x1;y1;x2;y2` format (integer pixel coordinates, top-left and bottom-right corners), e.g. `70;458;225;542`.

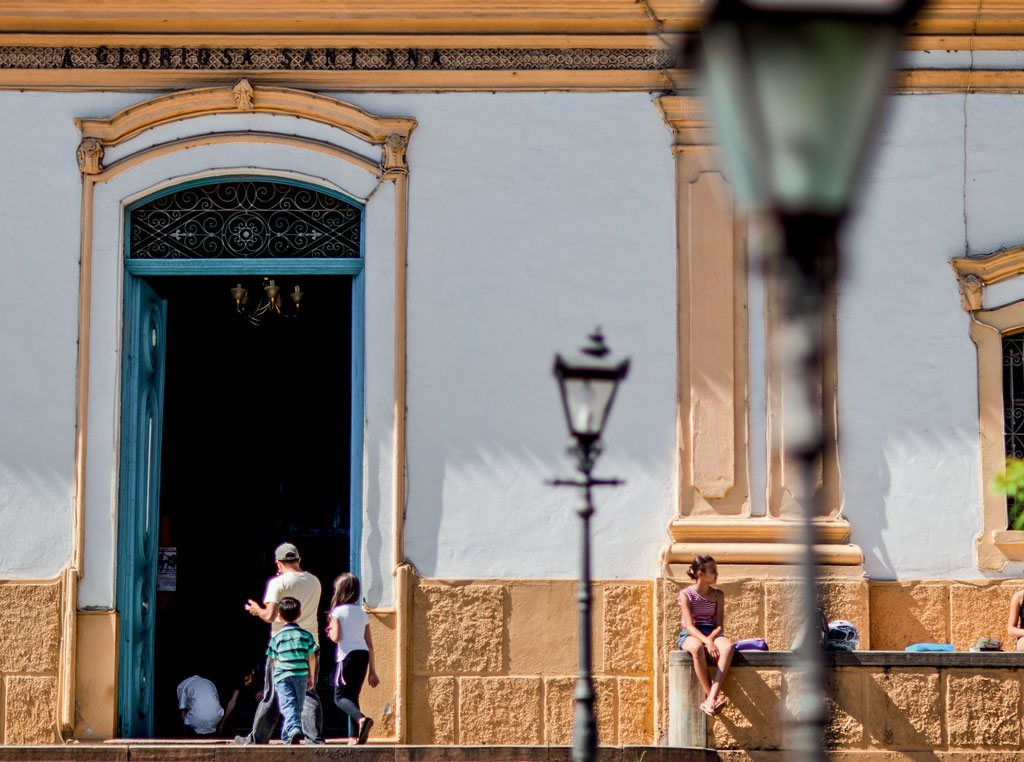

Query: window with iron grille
1003;332;1024;527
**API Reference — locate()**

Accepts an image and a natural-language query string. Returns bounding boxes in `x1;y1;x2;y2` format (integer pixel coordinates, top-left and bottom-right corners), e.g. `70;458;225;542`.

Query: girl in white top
326;572;379;744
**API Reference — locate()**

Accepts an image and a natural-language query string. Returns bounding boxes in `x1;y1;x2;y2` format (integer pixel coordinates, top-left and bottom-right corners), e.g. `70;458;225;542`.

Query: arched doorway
116;177;365;738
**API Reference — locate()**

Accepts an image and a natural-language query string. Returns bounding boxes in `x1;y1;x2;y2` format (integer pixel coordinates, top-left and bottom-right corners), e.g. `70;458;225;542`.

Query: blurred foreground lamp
698;0;923;219
695;2;923;761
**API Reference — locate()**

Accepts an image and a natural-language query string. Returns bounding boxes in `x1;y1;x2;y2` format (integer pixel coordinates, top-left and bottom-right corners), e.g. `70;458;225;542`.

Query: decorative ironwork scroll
1003;332;1024;460
128;181;361;259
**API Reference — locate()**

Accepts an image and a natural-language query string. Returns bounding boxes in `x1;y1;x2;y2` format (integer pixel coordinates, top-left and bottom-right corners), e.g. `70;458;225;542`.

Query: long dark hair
687;555;716;581
330;572;360;610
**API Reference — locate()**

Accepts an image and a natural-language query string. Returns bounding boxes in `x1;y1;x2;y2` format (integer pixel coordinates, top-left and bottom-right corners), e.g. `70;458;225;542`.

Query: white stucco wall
0;91;146;580
0;89;676;601
838;93;1024;580
343;93;678;581
4;85;1021;589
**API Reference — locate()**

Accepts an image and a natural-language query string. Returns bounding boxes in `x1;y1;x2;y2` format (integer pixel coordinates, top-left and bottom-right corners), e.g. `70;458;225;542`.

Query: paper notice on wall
157;546;177;591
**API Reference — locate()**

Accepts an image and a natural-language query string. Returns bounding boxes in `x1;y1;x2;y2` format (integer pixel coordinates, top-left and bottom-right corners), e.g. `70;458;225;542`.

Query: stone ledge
669;650;1024;668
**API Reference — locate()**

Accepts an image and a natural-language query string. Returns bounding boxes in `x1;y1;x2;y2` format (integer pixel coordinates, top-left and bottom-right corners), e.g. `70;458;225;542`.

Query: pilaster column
657;94;860;571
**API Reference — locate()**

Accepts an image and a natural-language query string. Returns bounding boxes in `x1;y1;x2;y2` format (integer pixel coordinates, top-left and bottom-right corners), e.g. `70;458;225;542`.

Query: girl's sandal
700;701;716;717
713;696;728;712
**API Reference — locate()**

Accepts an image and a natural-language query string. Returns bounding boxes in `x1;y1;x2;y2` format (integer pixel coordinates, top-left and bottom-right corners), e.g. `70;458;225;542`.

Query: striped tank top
679;585;717;627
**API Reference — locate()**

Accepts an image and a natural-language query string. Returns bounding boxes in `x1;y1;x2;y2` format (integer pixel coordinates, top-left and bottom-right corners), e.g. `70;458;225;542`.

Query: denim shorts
677;624;718;649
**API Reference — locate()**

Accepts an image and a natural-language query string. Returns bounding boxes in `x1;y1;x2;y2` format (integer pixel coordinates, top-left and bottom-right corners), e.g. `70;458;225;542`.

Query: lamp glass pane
748;17;899;214
563;376;617;437
701;21;767;208
700;12;900;215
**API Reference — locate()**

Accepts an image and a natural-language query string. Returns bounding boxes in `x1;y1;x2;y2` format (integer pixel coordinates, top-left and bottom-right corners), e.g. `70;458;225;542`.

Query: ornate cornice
951;244;1024;285
950;244;1024;311
5;0;1024;90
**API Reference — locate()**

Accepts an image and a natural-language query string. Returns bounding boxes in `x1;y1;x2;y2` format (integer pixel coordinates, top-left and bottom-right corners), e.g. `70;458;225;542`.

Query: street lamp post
694;1;923;760
550;328;629;762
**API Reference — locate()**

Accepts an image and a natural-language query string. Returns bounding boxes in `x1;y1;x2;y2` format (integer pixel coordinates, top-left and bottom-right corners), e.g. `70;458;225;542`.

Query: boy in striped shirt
267;597;317;744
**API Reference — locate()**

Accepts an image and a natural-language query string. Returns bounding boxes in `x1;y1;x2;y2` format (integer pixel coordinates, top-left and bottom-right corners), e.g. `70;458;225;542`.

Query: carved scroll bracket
382;134;408;177
958;274;983;311
76;137;103;175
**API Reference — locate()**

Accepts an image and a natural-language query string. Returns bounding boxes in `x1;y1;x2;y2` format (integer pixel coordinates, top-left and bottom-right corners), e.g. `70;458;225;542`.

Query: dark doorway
145;274;354;739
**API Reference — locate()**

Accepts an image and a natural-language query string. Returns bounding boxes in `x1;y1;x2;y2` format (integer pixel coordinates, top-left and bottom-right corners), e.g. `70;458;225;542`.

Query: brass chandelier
230;277;303;325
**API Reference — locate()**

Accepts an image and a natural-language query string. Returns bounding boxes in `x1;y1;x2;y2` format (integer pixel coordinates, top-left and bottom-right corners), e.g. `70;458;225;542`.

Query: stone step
0;745;718;762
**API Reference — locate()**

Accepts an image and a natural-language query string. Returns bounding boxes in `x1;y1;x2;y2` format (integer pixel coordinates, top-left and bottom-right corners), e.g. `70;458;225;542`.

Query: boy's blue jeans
242;651;323;743
275;674;308;742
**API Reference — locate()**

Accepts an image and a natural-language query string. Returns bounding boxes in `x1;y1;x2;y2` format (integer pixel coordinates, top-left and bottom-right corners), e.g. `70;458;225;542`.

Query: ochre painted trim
0;33;677;48
658;94;859;572
8;31;1024;53
0;69;674;92
659;95;751;520
2;67;1024;93
667;518;851;545
969;301;1024;570
392;171;408;573
394;563;411;743
72;86;416;739
951;244;1024;287
3;0;1024;38
664;542;863;566
895;69;1024;92
76;81;416;147
57;568;76;736
73;609;119;740
95;132;382;181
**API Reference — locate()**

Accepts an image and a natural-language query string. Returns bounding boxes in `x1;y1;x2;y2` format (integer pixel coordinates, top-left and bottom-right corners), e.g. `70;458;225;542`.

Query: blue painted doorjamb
349;270;365;577
116;274;167;739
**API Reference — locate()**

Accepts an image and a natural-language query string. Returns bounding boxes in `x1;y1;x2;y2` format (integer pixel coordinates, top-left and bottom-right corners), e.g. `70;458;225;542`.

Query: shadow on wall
0;460;73;578
402;432;671;579
845;424;980;580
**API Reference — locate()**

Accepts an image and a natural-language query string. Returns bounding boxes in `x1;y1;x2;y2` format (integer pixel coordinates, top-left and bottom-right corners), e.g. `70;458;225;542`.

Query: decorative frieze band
0;45;674;72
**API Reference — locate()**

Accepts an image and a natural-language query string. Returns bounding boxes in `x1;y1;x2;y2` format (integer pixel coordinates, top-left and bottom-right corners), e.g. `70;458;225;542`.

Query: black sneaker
288;732;302;745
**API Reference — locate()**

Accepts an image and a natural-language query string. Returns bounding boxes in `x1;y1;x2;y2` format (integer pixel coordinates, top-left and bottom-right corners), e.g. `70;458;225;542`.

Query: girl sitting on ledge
677;555;734;717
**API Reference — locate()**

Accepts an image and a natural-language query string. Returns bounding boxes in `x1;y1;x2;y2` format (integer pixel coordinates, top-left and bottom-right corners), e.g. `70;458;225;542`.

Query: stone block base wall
3;574;1024;747
408;579;655;745
671;652;1024;757
0;580;62;744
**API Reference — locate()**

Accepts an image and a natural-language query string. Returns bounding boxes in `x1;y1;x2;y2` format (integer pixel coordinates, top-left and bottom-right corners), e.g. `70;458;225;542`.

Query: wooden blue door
116;275;167;738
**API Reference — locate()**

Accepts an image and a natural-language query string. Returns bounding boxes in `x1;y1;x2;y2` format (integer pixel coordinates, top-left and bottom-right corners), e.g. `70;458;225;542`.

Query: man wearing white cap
236;542;324;744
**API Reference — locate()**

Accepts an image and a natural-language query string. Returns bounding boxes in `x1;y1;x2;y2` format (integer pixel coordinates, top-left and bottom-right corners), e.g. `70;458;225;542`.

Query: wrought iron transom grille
128;181;362;260
1003;332;1024;461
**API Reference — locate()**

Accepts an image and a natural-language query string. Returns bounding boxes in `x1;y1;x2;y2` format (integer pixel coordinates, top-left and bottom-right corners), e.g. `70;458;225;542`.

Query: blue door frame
115;175;366;736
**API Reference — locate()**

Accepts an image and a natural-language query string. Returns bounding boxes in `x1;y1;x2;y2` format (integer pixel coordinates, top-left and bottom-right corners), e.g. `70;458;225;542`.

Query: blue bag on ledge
905;643;955;652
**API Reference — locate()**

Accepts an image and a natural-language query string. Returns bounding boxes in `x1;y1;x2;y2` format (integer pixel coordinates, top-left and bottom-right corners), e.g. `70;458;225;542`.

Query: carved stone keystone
232;78;255;110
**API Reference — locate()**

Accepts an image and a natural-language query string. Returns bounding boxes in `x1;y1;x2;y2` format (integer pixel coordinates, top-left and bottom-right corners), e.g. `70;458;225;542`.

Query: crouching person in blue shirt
267;597;317;744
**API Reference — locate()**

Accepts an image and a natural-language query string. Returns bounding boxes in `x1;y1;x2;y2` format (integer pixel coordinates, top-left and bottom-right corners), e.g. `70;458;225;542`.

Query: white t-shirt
176;675;224;735
330;603;369;663
265;570;321;645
